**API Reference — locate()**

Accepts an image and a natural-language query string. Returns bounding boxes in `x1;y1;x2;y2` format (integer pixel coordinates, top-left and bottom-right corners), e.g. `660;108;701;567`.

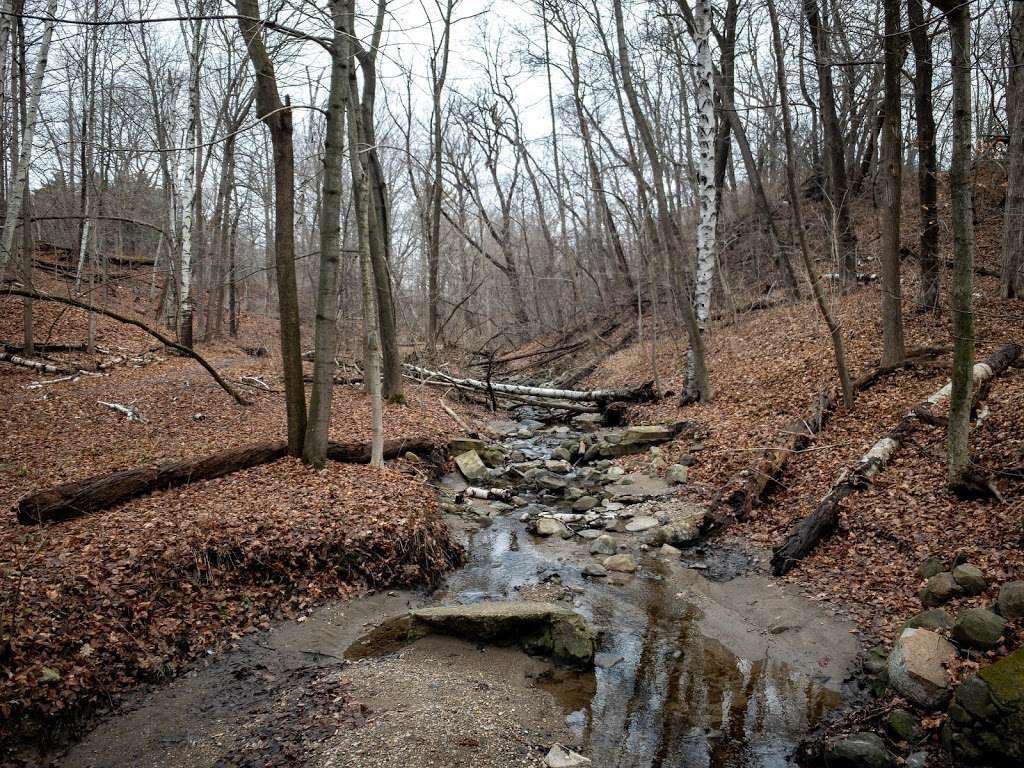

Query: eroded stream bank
58;410;862;768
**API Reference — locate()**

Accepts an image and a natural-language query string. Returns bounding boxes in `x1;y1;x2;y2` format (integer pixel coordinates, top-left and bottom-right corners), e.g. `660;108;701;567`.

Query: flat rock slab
625;516;659;533
888;628;956;709
605;473;674;499
410;601;596;666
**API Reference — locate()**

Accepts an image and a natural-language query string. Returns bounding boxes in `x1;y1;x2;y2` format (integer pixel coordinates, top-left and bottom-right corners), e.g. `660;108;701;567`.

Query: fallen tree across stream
403;363;655;406
16;437;440;524
770;342;1022;576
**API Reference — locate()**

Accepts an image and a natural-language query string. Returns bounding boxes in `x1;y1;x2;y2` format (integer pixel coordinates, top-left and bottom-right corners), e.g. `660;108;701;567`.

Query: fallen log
771;342;1022;576
98;400;143;422
0;287;247;405
3;342;88;355
0;351;76;375
16;436;440;524
710;391;836;525
404;363;654;405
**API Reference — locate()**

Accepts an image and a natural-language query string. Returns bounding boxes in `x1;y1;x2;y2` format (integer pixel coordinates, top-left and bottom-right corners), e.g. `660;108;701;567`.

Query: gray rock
603;554;637;573
905;752;929;768
625;516;659;533
951;607;1005;650
996;580;1024;620
545;744;591;767
410;602;595;666
823;732;893;768
581;563;607;578
952;563;987;596
666;464;689;484
605;466;625;480
620;424;677;445
590;535;618;556
534;518;568;537
888;628;957;709
919;572;961;607
577;529;603;540
917;555;947;579
454;450;489;482
904;608;953;632
536;473;569;491
573;495;599;512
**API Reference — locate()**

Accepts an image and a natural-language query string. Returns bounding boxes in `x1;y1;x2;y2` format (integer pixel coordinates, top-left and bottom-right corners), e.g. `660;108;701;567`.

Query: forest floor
2;241;1023;765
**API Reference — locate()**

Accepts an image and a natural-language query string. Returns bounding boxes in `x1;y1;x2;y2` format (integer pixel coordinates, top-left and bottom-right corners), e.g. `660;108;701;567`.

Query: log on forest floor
0;351;77;375
16;437;441;525
770;342;1022;576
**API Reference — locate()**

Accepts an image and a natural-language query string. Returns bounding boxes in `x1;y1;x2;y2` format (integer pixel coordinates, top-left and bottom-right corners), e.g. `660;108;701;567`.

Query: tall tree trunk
909;0;940;310
303;0;350;468
356;2;403;401
939;1;975;488
1001;0;1024;298
690;0;719;390
803;0;857;287
878;0;905;367
0;0;55;280
612;0;709;401
237;0;307;455
767;0;854;409
349;55;384;467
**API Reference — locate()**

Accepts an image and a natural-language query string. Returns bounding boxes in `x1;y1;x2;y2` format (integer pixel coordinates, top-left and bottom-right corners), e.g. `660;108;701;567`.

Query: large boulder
823;732;893;768
951;608;1005;651
996;581;1024;620
888;628;957;709
920;572;962;607
945;647;1024;765
454;450;489;482
410;601;595;666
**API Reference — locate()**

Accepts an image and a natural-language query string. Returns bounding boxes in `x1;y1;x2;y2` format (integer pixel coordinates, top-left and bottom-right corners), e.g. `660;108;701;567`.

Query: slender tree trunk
909;0;940;310
878;0;905;367
0;0;55;280
349;63;384;468
1001;0;1024;298
690;0;719;389
768;0;854;409
237;0;307;455
942;2;975;487
303;1;349;468
612;0;709;401
803;0;857;287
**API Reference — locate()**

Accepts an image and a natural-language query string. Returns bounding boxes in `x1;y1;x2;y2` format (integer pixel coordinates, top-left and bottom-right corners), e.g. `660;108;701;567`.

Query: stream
58;410;862;768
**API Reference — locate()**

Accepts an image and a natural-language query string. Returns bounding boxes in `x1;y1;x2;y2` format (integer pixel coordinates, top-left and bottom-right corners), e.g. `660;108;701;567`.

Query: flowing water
353;414;861;767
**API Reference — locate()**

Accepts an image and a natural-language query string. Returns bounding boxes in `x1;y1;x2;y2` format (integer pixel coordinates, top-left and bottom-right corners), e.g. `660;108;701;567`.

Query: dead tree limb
404;363;654;405
710;391;836;525
1;287;248;405
771;342;1022;575
16;436;441;524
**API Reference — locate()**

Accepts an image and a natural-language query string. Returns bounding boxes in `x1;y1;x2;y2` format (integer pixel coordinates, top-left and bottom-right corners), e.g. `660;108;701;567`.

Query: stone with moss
945;647;1024;765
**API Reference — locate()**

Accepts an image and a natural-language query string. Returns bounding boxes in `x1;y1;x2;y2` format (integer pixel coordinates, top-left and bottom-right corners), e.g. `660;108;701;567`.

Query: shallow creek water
354;415;861;767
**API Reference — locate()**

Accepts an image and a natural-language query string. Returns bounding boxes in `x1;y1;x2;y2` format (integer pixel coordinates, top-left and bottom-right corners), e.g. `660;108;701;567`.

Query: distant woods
0;0;1021;478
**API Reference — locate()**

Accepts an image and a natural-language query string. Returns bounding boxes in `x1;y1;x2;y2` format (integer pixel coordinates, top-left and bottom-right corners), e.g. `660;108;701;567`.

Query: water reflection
445;515;840;768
